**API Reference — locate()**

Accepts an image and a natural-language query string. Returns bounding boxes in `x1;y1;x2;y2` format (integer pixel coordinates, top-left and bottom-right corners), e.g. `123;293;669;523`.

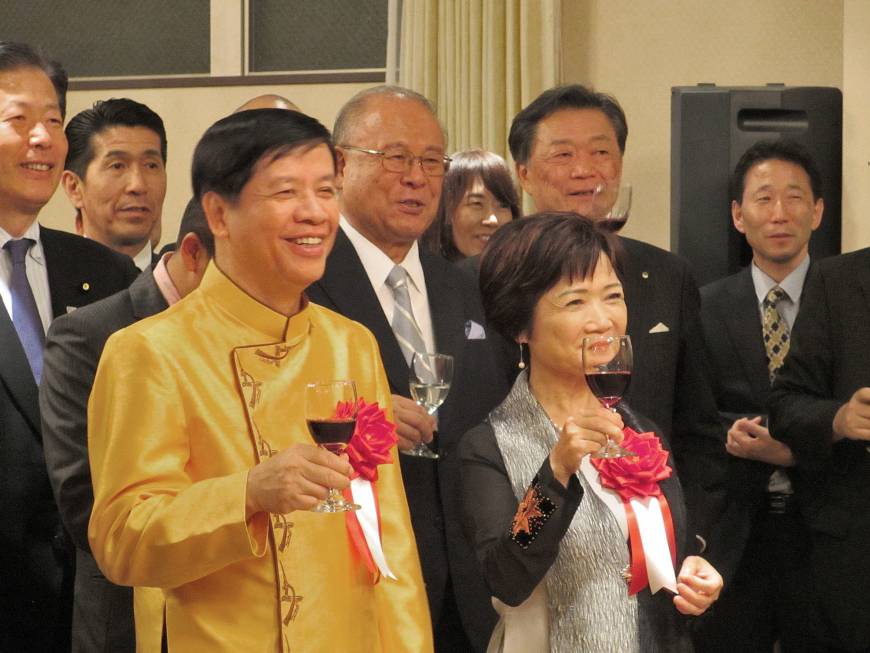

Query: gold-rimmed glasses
340;144;451;177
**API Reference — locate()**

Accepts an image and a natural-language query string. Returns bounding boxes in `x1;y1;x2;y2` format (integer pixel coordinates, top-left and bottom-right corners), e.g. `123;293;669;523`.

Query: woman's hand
549;408;624;487
673;555;723;616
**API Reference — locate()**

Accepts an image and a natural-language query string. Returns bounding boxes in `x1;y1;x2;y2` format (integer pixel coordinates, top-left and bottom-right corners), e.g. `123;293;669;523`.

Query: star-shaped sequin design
513;486;544;537
510;477;556;549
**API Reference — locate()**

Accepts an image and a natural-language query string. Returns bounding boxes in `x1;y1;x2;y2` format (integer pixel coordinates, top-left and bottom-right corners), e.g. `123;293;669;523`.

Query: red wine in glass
307;418;357;455
585;370;631;409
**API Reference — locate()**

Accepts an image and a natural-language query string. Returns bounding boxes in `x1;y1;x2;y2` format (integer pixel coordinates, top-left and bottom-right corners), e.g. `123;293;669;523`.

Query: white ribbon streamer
629;496;677;593
350;477;397;580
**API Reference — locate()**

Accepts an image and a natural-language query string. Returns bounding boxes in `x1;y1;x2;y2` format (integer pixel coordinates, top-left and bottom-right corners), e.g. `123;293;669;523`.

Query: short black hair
192;109;335;203
422;149;521;261
480;212;620;342
65;98;167;178
0;41;68;118
731;139;823;203
509;84;627;165
176;197;214;258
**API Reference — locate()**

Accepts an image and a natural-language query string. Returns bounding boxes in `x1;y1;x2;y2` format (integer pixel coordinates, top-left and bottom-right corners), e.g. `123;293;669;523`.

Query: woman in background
423;149;520;261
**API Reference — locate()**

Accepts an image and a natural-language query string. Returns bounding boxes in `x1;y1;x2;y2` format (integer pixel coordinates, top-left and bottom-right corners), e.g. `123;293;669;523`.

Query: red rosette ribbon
334;398;398;582
591;428;676;595
334;398;398;481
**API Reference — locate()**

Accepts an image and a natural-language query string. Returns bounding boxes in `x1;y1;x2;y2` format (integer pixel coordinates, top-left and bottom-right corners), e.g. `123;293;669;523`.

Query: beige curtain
392;0;562;160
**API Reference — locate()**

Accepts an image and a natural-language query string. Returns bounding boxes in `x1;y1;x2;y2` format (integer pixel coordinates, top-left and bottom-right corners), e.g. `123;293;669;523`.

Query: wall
561;0;845;250
39;81;376;246
842;0;870;253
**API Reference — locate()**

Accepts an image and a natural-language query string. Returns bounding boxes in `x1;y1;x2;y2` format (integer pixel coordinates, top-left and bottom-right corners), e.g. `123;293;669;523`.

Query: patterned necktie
4;239;45;383
762;286;790;383
385;265;427;366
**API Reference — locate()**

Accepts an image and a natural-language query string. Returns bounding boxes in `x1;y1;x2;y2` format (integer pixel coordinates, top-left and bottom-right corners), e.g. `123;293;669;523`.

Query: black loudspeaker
670;84;842;287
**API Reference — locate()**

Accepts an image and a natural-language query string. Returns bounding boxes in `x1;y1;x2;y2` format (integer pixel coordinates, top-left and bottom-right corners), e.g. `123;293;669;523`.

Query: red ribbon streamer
591;428;676;595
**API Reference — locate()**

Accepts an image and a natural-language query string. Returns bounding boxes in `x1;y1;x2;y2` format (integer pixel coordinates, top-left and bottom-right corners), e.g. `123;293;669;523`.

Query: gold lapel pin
81;282;91;292
641;271;649;279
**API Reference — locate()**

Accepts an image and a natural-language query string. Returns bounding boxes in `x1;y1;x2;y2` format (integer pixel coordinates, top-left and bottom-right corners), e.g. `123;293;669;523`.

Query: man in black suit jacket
306;86;509;652
769;247;870;652
0;42;138;652
61;98;168;271
40;198;212;652
508;84;728;563
697;141;824;653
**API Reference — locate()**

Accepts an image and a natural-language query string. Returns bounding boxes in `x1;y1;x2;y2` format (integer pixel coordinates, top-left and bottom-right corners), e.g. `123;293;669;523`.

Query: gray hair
333;85;444;145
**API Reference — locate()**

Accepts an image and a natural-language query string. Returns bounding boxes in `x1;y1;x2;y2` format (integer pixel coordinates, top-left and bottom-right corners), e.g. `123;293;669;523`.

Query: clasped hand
245;443;353;517
726;416;794;466
673;556;723;616
549;407;624;487
833;387;870;441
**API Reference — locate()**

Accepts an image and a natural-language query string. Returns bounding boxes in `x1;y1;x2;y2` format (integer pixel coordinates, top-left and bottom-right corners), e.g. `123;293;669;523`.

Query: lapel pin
641;271;649;279
81;282;91;292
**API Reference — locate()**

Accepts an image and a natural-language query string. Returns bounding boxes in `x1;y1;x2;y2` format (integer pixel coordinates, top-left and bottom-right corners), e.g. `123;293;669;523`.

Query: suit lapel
0;302;40;432
41;227;92;319
855;253;870;315
421;251;462;364
724;268;770;400
128;270;169;319
311;231;410;395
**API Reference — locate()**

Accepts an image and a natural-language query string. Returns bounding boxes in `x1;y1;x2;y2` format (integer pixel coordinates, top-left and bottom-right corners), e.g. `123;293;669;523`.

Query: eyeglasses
341;145;451;177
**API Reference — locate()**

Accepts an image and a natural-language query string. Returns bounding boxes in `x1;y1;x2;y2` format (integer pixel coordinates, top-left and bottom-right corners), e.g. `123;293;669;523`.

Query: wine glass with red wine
305;380;360;512
595;183;632;232
582;335;636;458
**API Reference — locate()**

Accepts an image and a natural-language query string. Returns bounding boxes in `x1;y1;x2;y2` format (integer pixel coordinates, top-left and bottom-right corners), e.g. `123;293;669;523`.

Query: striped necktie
4;238;45;383
762;286;790;383
385;265;427;365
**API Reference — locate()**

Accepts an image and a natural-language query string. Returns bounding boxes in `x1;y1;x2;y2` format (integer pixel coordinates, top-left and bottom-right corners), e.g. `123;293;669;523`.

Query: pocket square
649;322;670;334
65;305;78;314
465;320;486;340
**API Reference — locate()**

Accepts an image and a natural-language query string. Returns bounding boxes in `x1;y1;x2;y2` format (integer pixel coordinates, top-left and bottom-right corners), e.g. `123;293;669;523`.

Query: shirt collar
198;262;311;343
133;242;154;271
0;221;45;265
750;255;811;305
152;252;181;306
339;214;425;292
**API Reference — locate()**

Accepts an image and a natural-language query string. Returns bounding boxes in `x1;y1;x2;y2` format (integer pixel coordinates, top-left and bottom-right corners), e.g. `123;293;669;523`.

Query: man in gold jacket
87;108;433;652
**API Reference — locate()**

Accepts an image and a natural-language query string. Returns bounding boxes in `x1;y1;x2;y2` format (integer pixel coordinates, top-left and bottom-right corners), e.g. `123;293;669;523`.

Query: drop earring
518;343;526;370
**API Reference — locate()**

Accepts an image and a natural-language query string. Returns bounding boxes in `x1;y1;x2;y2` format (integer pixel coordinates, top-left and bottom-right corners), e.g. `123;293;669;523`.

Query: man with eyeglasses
307;85;509;652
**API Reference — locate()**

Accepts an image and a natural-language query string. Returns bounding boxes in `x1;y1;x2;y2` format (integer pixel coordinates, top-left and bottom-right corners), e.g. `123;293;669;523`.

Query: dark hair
509;84;627;165
480;212;620;342
731;139;823;203
0;41;68;118
333;84;442;146
64;98;167;177
176;197;214;258
192;109;335;202
422;149;521;261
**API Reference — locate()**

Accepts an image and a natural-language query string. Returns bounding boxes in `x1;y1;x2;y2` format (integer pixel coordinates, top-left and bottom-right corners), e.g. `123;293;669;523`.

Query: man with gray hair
307;85;508;651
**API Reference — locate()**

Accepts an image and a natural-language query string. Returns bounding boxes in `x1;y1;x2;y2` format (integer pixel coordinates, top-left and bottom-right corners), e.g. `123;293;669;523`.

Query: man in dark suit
696;140;824;652
40;198;212;652
769;258;870;652
61;98;168;271
0;41;138;652
306;85;509;652
508;84;728;561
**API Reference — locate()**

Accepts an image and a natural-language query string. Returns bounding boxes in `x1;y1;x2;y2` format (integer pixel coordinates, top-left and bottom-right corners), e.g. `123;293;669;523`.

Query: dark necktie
762;286;790;383
4;238;45;383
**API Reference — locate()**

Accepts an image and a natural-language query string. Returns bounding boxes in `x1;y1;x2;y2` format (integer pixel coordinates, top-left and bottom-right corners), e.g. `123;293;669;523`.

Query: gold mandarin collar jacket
87;264;432;652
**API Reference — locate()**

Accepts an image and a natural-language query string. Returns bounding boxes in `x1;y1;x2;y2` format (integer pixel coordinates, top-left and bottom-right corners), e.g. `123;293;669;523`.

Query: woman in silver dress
460;213;722;652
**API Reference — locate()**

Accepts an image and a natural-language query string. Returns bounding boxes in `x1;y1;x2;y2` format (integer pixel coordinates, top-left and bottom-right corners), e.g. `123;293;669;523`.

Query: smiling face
517;108;622;220
63;125;166;255
337;95;445;262
451;177;514;257
0;66;67;230
733;158;822;278
522;254;626;381
205;143;339;314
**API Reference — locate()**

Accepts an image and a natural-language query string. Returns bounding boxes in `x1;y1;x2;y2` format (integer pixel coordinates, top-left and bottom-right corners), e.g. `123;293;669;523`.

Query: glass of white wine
405;352;453;459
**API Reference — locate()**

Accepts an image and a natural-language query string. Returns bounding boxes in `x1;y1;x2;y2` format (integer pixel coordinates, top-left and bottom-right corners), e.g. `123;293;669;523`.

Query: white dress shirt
0;221;53;333
750;254;810;494
340;215;436;354
132;242;154;271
